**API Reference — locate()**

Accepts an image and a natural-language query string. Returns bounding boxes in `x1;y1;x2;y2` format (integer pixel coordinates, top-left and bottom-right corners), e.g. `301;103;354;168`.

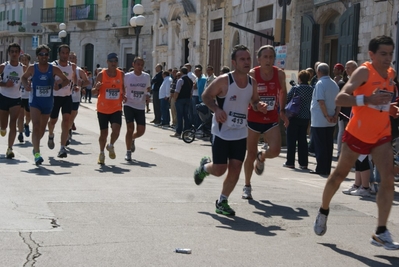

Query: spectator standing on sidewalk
159;70;172;127
151;64;163;124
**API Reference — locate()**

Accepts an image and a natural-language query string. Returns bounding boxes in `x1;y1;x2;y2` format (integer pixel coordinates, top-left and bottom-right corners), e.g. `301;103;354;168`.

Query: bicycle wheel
182;129;196;143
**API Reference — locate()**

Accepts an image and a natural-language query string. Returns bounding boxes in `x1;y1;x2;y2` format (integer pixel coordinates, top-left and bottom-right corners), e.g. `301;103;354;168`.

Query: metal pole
135;26;142;57
281;0;286;45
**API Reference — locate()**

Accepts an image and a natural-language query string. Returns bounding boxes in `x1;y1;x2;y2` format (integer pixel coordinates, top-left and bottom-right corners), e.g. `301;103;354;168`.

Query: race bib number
368;90;393;112
36;86;51;97
105;89;120;100
227;111;247;129
131;90;144;101
260;96;276;111
20;85;25;94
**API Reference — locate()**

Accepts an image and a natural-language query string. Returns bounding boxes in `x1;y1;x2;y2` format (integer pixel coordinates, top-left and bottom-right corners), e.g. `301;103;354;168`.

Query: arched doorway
322;14;339;75
84;43;94;72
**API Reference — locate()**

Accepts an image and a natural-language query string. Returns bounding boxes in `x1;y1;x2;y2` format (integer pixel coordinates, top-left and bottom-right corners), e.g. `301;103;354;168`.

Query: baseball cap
334;63;344;71
107;53;118;61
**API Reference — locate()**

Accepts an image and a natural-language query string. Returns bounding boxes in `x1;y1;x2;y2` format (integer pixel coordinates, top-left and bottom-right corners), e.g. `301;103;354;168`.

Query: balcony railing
69;4;98;21
41;8;68;23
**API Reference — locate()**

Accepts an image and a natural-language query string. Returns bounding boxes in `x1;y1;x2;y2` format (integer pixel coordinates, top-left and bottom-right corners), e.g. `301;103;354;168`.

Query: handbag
285;86;301;118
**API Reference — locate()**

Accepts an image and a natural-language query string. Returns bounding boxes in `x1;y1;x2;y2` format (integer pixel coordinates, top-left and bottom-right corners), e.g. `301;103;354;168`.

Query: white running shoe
370;230;399;250
314;211;328;236
242;186;252;199
342;184;359;195
350;186;371;197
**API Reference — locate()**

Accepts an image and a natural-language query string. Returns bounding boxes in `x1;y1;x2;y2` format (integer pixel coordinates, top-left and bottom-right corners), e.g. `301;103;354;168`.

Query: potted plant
16;21;22;25
18;26;26;32
31;22;38;26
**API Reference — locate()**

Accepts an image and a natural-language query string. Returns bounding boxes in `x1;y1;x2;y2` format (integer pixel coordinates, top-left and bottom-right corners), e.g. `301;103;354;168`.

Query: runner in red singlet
242;45;288;199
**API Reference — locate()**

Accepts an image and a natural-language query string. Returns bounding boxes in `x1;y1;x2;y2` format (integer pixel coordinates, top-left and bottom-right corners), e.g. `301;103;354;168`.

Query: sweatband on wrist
356;95;364;106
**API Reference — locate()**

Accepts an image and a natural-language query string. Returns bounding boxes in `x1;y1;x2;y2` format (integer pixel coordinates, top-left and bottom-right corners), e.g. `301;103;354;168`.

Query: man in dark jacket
151;64;163;124
170;67;193;137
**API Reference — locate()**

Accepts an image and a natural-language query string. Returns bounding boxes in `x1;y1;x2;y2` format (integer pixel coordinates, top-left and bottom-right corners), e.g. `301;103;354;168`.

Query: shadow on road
22;166;71;176
95;164;131;174
122;159;156;168
48;157;81;168
0;158;28;165
249;200;309;220
198;211;283;236
319;243;399;266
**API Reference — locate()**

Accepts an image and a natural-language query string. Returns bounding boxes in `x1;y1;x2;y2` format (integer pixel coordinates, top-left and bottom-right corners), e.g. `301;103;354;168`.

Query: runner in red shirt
242;45;288;199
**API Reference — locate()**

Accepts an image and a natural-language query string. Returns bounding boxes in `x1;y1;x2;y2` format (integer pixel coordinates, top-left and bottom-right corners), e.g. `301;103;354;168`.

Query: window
211;18;222;32
258;5;273;23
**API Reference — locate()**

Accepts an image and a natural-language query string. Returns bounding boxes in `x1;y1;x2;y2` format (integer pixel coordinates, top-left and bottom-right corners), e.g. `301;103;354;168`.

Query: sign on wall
32;36;38;50
275;45;287;69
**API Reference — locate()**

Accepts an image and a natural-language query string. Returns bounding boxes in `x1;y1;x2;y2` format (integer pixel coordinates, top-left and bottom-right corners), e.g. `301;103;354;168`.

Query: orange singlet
346;61;395;144
97;69;124;114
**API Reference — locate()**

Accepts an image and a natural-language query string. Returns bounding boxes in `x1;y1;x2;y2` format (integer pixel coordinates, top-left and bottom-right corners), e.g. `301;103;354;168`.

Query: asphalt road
0;97;398;266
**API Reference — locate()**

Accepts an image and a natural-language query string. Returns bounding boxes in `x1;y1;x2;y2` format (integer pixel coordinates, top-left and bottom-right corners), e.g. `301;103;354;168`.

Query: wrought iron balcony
69;4;98;21
41;8;68;24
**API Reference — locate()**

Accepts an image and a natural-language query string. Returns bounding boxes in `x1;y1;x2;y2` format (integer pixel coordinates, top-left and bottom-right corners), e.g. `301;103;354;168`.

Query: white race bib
35;86;51;97
260;96;276;111
226;111;247;129
105;88;120;100
130;90;144;101
368;90;393;112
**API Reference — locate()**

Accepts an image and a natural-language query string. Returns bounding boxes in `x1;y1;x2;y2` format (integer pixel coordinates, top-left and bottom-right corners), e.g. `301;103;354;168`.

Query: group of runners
194;36;399;250
1;35;398;250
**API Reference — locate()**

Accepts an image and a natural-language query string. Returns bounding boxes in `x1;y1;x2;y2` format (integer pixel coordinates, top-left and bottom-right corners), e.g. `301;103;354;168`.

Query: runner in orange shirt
314;35;399;250
92;53;125;165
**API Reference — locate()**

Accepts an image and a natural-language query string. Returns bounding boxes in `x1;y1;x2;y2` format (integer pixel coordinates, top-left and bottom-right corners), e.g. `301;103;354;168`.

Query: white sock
218;194;227;204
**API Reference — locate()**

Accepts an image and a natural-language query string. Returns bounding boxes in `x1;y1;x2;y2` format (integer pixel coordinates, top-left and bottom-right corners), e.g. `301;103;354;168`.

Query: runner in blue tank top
21;44;70;166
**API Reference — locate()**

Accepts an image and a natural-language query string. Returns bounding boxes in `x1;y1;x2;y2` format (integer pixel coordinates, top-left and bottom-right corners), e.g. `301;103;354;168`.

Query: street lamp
58;23;67;44
130;4;145;57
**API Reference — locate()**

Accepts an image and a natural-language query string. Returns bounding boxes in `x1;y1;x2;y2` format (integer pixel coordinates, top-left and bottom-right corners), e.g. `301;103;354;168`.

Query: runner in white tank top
193;45;268;216
0;43;28;159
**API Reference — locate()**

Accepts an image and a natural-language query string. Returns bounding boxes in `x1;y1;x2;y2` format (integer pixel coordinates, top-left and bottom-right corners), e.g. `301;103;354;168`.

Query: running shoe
34;153;43;166
215;199;235;216
194;156;211;185
106;144;116;159
350;186;371;197
254;151;265;175
314;211;328;236
57;147;67;158
6;147;14;159
125;151;132;161
370;230;399;250
48;135;55;149
24;124;30;137
342;184;359;195
18;132;24;143
242;186;253;199
131;139;136;153
98;153;105;165
0;129;6;137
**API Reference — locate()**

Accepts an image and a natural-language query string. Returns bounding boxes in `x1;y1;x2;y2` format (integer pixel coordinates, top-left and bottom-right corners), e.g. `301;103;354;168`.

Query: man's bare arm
21;65;34;90
202;75;226;113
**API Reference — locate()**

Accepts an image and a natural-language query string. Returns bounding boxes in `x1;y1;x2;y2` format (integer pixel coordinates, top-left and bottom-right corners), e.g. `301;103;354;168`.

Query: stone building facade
151;0;399;75
40;0;154;73
0;0;43;62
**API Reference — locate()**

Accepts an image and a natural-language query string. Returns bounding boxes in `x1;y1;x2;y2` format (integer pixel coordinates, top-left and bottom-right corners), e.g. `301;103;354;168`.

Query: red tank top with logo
247;66;281;123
